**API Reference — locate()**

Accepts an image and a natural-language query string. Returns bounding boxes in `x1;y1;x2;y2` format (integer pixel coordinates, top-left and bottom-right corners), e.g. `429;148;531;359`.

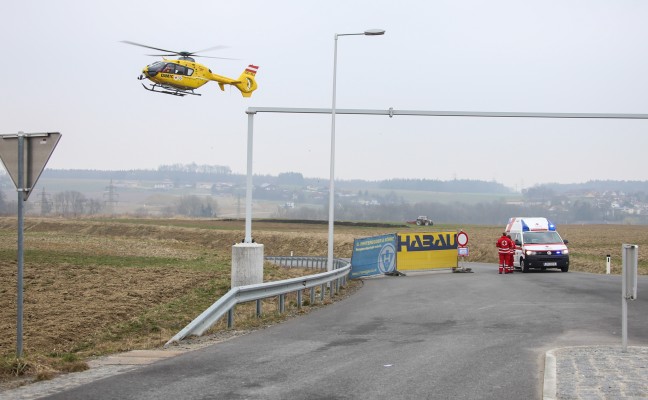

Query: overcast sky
3;0;648;190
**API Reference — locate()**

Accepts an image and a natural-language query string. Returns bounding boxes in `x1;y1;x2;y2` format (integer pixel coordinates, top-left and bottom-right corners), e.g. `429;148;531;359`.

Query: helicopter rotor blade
194;45;229;53
147;54;238;60
121;40;181;55
195;55;239;60
122;40;237;60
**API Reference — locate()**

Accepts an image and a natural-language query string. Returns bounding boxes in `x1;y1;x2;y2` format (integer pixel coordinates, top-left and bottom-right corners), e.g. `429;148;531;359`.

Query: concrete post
232;243;264;287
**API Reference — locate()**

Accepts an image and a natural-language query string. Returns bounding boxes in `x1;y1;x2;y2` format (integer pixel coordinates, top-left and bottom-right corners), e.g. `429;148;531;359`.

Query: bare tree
175;195;218;217
53;191;87;216
87;198;103;215
53;192;69;216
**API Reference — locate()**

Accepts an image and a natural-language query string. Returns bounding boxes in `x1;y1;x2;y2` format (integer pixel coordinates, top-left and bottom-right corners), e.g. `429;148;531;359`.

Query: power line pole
104;179;119;216
39;187;52;215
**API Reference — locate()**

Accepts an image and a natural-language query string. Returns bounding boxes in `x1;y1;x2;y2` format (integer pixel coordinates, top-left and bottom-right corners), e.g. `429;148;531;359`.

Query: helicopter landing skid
141;83;200;97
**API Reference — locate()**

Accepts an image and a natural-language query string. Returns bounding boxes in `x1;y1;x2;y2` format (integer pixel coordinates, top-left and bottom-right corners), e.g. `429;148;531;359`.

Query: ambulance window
523;231;562;244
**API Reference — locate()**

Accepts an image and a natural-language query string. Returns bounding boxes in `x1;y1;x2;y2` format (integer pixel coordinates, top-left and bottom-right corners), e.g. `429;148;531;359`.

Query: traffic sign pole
0;131;61;358
16;134;24;357
454;230;472;273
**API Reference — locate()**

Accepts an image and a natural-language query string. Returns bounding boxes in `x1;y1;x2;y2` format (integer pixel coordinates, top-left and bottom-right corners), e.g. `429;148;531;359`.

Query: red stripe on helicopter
245;65;259;75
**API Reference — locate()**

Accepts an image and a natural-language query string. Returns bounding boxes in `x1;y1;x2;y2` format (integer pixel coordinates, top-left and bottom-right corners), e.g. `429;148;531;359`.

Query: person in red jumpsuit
496;232;512;274
507;234;516;273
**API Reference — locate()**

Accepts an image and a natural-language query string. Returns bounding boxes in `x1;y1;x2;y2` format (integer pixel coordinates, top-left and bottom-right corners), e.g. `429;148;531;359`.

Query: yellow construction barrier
396;232;457;271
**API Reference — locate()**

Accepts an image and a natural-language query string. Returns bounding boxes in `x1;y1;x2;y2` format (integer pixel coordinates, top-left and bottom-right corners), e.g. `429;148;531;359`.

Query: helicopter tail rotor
234;65;259;98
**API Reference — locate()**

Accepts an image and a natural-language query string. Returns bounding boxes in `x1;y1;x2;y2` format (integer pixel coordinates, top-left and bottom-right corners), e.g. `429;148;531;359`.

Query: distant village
129;177;648;225
1;167;647;224
516;184;648;224
555;190;648;217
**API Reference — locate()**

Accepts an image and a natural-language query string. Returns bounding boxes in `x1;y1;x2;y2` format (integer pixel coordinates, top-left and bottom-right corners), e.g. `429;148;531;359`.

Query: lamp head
364;29;386;36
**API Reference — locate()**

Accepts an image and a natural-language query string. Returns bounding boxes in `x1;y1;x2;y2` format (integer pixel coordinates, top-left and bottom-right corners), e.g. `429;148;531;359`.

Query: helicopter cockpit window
147;61;166;74
148;62;193;76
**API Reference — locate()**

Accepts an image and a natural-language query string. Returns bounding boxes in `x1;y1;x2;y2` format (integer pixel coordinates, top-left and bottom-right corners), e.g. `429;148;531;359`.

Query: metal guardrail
265;256;348;270
165;259;351;346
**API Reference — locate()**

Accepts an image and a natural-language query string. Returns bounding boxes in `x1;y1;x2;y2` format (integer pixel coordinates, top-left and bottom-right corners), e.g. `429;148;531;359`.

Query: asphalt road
42;263;648;400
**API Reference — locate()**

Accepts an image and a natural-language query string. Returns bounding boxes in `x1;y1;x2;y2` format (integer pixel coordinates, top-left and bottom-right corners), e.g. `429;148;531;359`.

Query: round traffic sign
457;231;469;247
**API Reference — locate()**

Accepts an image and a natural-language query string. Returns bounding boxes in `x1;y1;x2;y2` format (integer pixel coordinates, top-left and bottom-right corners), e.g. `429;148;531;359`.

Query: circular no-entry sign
457;231;469;247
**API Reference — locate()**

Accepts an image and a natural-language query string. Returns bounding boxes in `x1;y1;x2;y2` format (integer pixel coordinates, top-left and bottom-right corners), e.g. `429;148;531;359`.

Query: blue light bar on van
521;220;530;232
547;220;556;231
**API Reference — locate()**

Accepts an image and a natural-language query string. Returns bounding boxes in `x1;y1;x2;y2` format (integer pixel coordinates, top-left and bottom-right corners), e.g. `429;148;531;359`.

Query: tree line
0;188;218;219
275;191;648;225
4;164;648;223
276;197;542;225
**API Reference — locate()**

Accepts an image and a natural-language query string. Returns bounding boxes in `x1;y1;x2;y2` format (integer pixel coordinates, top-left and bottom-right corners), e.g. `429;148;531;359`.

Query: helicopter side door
177;64;202;89
157;63;200;89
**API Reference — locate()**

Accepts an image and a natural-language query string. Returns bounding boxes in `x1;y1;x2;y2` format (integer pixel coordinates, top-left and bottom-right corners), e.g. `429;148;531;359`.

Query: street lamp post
327;29;385;271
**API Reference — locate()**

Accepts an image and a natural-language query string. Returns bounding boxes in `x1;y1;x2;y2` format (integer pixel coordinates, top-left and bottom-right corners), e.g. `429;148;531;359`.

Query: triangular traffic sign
0;132;61;200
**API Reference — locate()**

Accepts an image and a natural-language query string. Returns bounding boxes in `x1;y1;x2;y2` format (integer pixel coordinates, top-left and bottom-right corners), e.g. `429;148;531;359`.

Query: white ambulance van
505;217;569;273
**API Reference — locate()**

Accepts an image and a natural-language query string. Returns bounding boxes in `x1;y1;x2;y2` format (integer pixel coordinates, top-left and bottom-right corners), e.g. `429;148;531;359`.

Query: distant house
358;199;380;206
211;182;234;193
306;185;325;193
113;180;140;188
154;181;174;190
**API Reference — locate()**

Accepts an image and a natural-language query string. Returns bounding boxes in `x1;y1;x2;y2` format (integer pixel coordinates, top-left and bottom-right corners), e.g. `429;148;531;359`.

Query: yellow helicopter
122;41;258;97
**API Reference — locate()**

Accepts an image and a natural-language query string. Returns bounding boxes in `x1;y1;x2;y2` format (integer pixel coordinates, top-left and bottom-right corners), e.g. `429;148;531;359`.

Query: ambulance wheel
522;259;529;273
561;265;569;272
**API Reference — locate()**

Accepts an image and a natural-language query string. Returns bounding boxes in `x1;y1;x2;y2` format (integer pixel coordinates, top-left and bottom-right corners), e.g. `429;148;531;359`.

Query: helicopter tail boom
212;65;259;98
